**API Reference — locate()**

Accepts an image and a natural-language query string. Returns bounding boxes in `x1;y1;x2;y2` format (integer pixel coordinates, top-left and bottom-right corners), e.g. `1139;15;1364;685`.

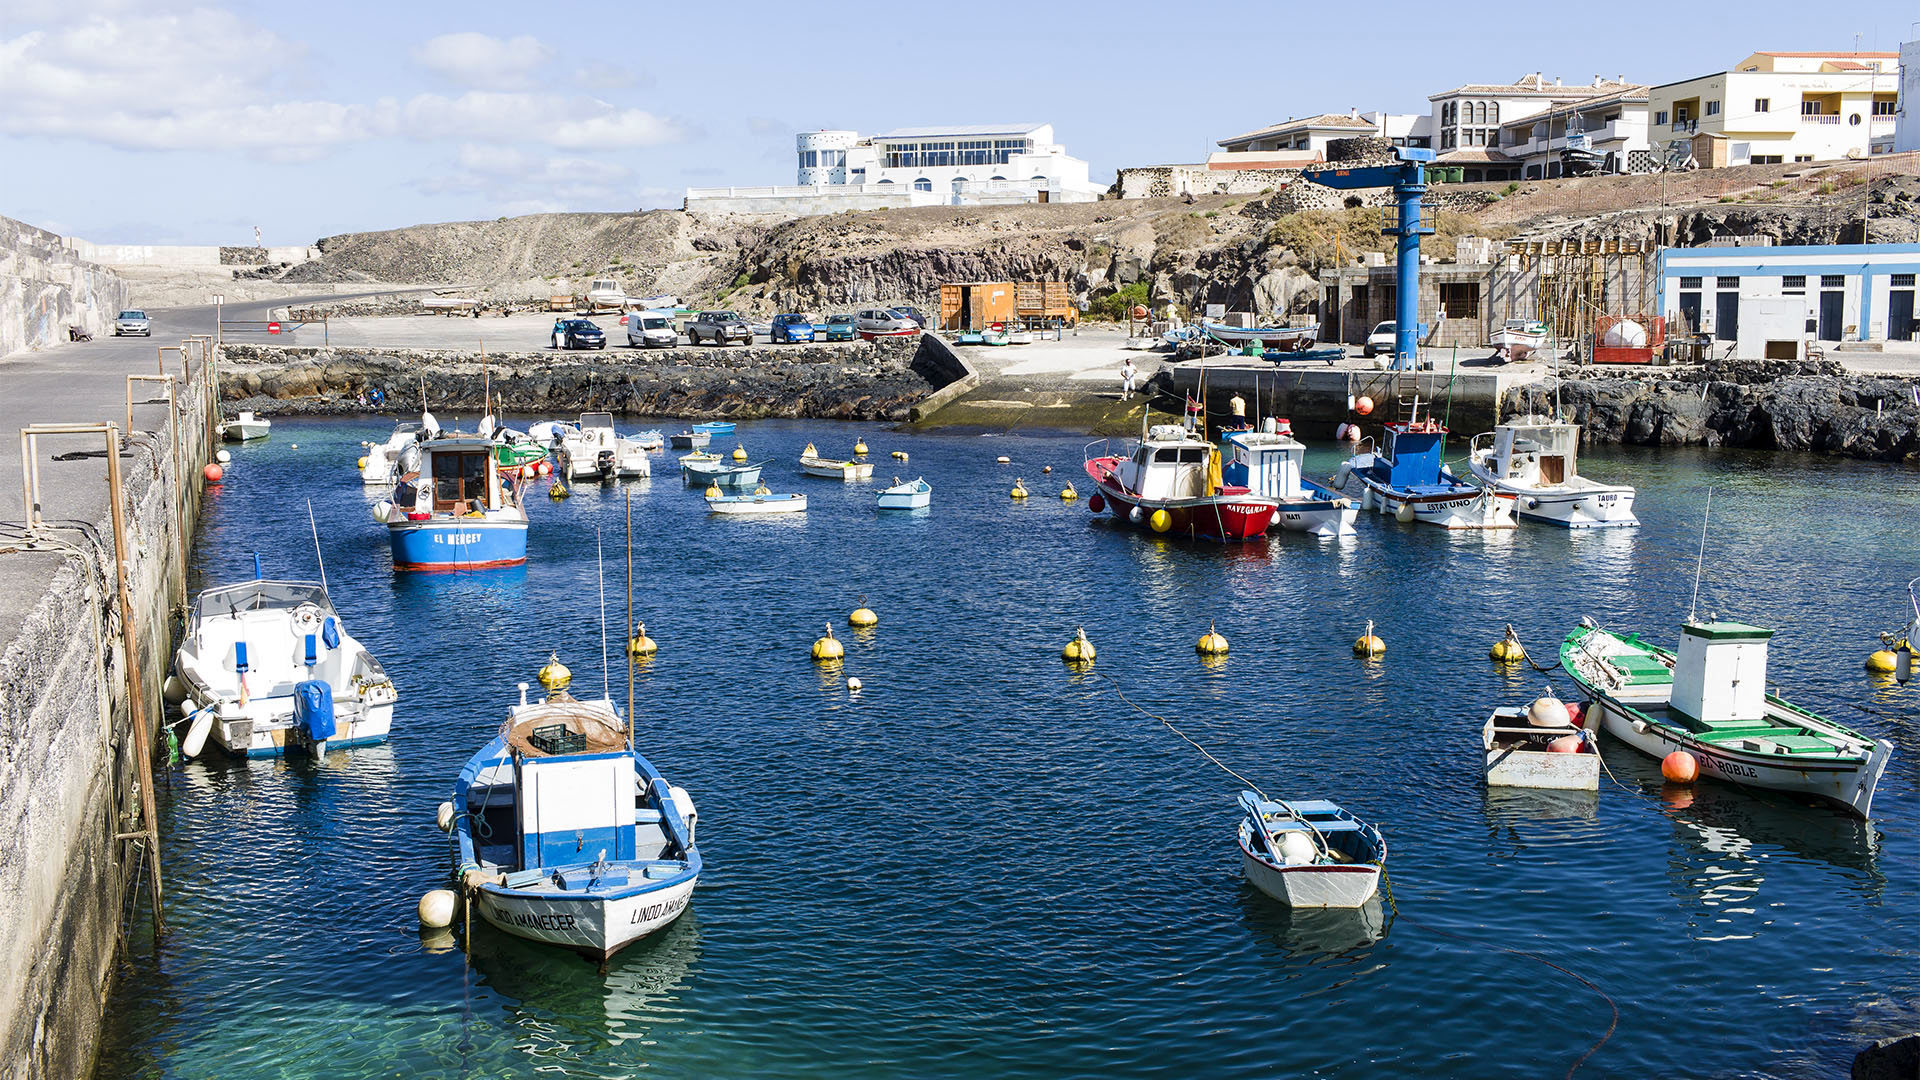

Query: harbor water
97;417;1918;1079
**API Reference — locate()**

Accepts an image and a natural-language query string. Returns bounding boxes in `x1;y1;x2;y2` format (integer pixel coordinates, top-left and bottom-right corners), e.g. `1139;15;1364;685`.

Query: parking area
275;311;873;351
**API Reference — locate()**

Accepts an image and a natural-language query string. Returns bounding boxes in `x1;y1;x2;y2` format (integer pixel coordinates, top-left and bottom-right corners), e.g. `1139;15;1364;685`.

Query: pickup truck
685;311;752;346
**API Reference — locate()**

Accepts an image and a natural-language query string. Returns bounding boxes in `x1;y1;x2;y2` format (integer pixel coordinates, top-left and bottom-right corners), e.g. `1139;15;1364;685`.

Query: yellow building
1648;51;1899;167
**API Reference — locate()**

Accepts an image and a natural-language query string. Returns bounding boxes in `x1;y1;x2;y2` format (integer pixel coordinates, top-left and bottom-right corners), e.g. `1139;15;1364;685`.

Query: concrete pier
0;300;232;1079
1163;355;1544;437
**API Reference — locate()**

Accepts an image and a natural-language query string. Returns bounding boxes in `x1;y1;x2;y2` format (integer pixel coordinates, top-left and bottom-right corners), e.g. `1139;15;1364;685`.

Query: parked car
552;318;606;349
626;310;678;348
770;314;816;344
114;310;151;336
686;311;752;346
821;314;857;342
856;308;918;334
1363;321;1397;358
889;306;930;329
747;320;772;338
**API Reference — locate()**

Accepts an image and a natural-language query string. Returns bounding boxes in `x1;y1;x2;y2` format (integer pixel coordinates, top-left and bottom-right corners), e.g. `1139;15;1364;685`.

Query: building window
1801;100;1821;115
1751;154;1783;164
1892;274;1916;287
1680;277;1702;289
1654;110;1668;125
876;178;893;185
1793;154;1813;162
911;178;932;192
1754;98;1770;112
1782;275;1805;291
1821;275;1844;288
1717;276;1739;289
1873;100;1897;116
1439;283;1481;319
1706;101;1721;116
1489;102;1499;123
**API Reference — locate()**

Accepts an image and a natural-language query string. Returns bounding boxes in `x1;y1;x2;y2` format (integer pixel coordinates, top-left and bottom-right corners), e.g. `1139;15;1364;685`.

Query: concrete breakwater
1159;360;1539;438
218;337;961;423
0;343;215;1078
1502;362;1920;463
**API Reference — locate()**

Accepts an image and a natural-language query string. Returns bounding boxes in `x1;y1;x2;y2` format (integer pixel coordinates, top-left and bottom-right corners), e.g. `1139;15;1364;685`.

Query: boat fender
163;674;189;707
1334;462;1352;489
181;707;214;759
371;500;394;524
1394;502;1416;523
418;889;458;929
669;785;697;843
436;801;454;832
1525;497;1540;510
322;617;339;649
293;679;336;743
1087;493;1105;514
1630;719;1650;734
1277;831;1318;866
1129;506;1144;524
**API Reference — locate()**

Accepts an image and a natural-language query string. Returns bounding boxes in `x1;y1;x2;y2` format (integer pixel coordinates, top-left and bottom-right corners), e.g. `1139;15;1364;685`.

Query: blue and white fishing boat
876;476;932;511
691;421;735;437
708;490;807;515
1237;792;1386;908
1331;404;1512;530
171;569;397;759
450;670;701;960
680;456;764;487
1221;421;1356;536
373;431;528;570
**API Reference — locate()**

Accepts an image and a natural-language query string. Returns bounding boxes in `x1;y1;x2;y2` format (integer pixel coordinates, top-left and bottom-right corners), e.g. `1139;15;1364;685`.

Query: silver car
114;309;151;336
855;308;917;334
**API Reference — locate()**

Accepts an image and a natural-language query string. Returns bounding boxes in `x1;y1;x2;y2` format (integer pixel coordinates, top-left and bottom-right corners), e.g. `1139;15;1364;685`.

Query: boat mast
597;526;610;701
306;499;328;592
1688;487;1713;623
626;488;635;751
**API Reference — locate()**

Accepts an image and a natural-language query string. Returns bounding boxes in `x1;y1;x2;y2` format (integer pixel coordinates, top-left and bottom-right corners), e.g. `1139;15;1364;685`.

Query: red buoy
1355;396;1375;416
1088;493;1105;513
202;463;224;483
1565;701;1587;727
1661;750;1699;783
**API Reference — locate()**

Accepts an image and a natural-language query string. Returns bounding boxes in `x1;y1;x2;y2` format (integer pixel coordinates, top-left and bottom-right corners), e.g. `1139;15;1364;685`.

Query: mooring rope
1093;670;1268;797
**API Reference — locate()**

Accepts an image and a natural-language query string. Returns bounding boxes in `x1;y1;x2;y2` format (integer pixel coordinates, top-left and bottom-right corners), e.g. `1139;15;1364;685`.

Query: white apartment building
1216;111;1433;156
1648;52;1900;167
796;123;1101;202
1896;40;1919;154
1493;86;1653;178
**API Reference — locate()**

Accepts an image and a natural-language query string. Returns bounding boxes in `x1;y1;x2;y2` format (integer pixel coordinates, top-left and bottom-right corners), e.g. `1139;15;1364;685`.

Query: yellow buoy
854;439;869;455
1062;626;1095;664
357;456;368;469
1149;508;1172;533
849;600;878;628
705;482;723;497
1060;482;1077;501
753;483;771;495
1043;465;1053;474
1197;621;1229;656
1490;624;1527;663
996;455;1011;464
1353;619;1385;657
811;623;844;661
628;621;657;657
732;445;748;461
1011;478;1028;499
549;480;570;500
538;652;572;691
891;450;908;461
803;442;817;457
1866;649;1897;674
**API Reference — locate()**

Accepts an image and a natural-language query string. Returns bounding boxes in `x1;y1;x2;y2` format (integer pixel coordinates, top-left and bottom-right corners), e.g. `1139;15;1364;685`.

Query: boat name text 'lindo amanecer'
502;910;578;931
631;896;689;924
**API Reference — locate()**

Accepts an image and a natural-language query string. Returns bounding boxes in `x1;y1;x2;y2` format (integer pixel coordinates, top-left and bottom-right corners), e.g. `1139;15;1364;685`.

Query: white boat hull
1466;460;1636;528
221;421;270;441
801;460;874;481
1238;841;1381;908
1335;470;1513;530
192;694;395;758
707;494;806;514
475;875;697;959
877;492;931;510
1271;498;1358;536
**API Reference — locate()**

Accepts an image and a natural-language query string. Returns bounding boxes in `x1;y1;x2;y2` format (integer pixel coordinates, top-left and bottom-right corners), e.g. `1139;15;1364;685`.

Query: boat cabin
1373;420;1450;488
1487;420;1580;487
1115;425;1221;500
396;436;510;516
579;411;615;434
1671;621;1773;726
1222;426;1309;499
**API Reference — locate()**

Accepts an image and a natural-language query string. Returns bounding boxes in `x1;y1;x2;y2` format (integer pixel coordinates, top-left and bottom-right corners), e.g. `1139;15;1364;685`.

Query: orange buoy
203;463;224;482
1354;396;1375;416
1661;750;1699;783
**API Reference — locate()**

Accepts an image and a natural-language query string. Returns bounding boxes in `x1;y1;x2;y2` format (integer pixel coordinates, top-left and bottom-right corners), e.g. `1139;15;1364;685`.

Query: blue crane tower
1301;147;1436;371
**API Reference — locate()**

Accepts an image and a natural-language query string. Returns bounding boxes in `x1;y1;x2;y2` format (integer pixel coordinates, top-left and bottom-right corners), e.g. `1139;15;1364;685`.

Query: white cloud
416;144;639;211
412;32;552;90
401;93;680;149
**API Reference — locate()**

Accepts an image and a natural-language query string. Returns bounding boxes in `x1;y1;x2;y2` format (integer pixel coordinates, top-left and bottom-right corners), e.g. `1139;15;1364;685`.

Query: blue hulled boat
1330;406;1512;530
375;432;529;570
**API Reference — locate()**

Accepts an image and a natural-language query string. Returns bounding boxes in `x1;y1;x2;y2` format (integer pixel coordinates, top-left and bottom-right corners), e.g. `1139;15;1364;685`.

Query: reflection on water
469;914;702;1053
1239;889;1389;959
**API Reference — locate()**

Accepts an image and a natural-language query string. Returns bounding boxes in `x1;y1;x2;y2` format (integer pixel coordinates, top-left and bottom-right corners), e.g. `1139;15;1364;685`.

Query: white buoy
848;677;863;691
181;708;213;759
1278;831;1318;866
215;449;233;464
418;889;458;929
436;801;454;832
1527;692;1572;728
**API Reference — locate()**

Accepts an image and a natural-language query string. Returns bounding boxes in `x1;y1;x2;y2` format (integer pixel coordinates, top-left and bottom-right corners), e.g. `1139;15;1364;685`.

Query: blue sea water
95;416;1918;1079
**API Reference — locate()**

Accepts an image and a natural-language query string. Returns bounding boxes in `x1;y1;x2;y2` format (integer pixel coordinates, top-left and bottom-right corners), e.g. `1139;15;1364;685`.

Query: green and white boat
1561;619;1892;818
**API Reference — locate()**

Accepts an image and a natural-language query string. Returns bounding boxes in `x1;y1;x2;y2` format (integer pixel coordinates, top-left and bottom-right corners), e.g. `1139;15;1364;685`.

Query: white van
627;310;679;348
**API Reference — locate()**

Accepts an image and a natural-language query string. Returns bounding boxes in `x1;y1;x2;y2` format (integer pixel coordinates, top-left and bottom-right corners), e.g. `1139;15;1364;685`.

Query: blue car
821;314;857;342
552;318;606;350
770;314;815;343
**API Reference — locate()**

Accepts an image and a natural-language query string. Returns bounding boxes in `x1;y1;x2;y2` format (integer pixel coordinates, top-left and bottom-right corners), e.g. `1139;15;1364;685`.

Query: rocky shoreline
1501;361;1920;463
216;339;953;422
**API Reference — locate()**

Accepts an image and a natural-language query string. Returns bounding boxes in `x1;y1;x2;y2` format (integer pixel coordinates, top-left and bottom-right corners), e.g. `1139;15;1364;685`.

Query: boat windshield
580;411;614;430
193;580;332;621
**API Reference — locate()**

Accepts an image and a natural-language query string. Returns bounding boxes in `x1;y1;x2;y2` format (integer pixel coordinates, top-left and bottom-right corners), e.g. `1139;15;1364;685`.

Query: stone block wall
0;215;130;358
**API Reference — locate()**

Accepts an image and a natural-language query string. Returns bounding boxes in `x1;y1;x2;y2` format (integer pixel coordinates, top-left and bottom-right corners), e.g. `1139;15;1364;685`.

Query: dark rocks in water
1852;1033;1920;1080
217;339;946;423
1503;366;1920;463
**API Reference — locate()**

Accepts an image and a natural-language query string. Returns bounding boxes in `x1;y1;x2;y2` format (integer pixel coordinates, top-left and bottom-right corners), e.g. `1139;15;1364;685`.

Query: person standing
1120;357;1137;401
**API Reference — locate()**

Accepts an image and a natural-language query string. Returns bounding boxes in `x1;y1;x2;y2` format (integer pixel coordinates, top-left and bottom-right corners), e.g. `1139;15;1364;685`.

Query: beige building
1429;73;1641;181
1648;51;1899;168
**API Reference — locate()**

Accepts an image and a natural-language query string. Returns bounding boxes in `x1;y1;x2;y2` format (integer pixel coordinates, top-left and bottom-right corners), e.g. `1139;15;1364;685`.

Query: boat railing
1084;438;1113;464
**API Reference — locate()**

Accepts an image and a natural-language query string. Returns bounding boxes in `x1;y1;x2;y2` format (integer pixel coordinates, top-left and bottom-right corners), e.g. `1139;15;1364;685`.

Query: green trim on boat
1679;621;1774;642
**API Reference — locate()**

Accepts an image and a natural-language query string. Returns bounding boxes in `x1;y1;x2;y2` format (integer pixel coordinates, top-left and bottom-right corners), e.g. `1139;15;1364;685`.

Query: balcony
1800;114;1840;125
1670;119;1698;133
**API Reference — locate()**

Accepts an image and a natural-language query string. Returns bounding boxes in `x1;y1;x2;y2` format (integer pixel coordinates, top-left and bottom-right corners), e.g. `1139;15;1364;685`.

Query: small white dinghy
1236;792;1385;908
172;576;396;759
799;443;873;481
219;411;271;441
1483;693;1598;791
707;489;806;515
875;476;932;511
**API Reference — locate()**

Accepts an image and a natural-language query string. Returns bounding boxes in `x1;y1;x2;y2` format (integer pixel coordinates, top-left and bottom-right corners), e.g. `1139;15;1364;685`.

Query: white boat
559;411;650;480
1330;409;1513;530
172;576;396;759
219;411;271;441
799;442;874;481
629;430;665;451
876;477;932;510
1483;697;1598;791
584;277;625;312
360;421;424;487
451;680;699;960
1236;792;1385;908
1200;321;1319;350
1562;619;1894;818
1221;421;1357;536
1487;319;1548;362
707;491;806;515
1465;419;1637;528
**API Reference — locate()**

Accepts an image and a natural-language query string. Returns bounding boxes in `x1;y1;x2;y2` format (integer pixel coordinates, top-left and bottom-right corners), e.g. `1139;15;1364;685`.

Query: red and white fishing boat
1083;424;1277;541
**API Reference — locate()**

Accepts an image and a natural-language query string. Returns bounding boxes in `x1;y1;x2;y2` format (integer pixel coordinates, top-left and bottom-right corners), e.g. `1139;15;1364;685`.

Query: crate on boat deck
529;724;586;755
1482;707;1598;791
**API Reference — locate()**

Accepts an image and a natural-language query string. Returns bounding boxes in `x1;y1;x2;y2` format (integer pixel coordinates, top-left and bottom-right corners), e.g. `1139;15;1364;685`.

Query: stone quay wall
1;214;130;357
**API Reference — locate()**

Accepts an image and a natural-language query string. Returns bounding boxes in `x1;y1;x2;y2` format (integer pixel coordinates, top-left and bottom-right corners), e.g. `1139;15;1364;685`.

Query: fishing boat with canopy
373;418;529;570
1083;419;1276;541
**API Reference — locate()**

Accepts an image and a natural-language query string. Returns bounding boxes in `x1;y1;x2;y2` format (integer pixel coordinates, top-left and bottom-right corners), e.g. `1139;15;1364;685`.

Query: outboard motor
293;679;336;760
596;449;616;478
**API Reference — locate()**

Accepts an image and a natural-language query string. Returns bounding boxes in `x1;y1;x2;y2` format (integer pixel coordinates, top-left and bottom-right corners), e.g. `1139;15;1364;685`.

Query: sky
2;0;1915;245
